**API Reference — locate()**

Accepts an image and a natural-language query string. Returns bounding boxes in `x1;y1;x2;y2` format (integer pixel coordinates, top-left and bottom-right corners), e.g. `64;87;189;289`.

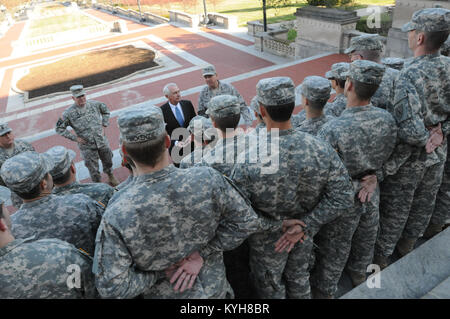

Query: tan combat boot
396;237;416;257
107;173;119;187
422;223;443;239
373;254;389;270
347;269;366;288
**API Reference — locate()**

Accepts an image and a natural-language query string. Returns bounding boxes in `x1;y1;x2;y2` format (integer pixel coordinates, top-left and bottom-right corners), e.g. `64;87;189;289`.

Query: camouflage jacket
0;237;98;298
371;67;399;112
230;128;355;237
116;175;135;191
197;81;247;119
291;110;306;128
180;146;213;169
318;104;397;183
389;54;450;171
293;114;331;136
55;100;110;149
198;135;248;177
324;94;347;117
0;140;35;186
93;165;282;299
11;194;104;255
53;181;115;207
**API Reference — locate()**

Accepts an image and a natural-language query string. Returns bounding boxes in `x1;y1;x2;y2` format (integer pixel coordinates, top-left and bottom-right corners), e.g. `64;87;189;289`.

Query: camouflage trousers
248;228;313;299
309;206;359;296
430;140;450;226
79;143;113;183
309;186;379;296
376;145;447;257
346;186;380;274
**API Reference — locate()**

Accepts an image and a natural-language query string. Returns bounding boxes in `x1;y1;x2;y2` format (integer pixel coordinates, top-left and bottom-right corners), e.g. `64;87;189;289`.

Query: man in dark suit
160;83;196;166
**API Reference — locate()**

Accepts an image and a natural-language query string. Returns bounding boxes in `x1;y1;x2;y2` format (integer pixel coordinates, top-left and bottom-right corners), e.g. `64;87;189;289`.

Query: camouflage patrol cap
249;96;261;115
118;104;166;144
382;57;405;70
70;85;85;98
0;122;12;136
344;34;383;54
402;8;450;32
188;115;213;137
301;76;332;102
205;95;241;119
256;77;295;106
325;62;350;80
202;65;216;76
0;151;55;193
46;146;76;179
342;60;385;85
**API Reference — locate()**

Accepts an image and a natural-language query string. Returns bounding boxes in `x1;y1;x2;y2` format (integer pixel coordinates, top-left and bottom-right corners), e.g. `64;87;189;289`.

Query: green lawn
26;13;102;38
120;0;395;27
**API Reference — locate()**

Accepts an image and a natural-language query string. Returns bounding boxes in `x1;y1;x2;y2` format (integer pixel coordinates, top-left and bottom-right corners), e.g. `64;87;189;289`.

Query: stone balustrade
206;12;237;30
168;10;200;29
93;3;168;25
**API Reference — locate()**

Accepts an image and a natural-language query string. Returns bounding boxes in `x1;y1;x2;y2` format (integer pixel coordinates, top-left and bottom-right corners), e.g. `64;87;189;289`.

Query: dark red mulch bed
16;45;158;99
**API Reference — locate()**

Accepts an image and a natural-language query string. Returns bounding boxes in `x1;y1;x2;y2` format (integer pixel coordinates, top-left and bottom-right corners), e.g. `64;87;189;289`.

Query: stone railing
168;10;200;29
93;3;168;25
206;12;237;30
254;29;296;59
142;12;169;24
247;20;274;36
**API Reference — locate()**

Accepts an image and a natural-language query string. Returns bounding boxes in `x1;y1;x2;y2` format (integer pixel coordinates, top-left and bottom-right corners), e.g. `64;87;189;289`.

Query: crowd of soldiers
0;8;449;299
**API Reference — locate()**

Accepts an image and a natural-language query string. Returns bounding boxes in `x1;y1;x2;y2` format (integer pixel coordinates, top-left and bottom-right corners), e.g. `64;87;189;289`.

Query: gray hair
163;83;178;96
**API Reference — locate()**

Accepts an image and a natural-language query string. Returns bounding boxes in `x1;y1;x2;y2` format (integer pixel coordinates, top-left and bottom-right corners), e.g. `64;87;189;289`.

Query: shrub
287;28;297;42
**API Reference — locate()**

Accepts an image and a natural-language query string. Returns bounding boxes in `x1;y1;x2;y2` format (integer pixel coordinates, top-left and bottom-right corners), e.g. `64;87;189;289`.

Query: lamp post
137;0;144;22
202;0;208;25
263;0;267;32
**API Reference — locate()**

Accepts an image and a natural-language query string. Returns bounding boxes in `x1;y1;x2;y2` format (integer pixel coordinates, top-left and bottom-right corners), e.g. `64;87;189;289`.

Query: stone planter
294;6;360;59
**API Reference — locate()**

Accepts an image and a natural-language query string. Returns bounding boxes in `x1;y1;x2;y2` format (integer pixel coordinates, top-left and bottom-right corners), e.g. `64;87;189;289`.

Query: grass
114;0;395;27
26;12;103;38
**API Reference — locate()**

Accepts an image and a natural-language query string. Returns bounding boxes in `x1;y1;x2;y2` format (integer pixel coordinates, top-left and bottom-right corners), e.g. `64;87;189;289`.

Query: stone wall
294;6;360;59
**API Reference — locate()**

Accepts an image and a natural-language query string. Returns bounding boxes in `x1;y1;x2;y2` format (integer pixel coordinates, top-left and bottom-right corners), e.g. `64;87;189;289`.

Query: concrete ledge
341;228;450;299
421;277;450;299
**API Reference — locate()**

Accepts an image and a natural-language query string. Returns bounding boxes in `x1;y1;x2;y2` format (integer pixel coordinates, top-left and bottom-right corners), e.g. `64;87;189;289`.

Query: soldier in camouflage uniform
424;36;450;238
179;116;216;169
345;34;399;113
0;122;35;209
382;57;405;71
46;146;115;207
374;8;450;267
0;151;104;255
93;104;302;299
0;192;98;298
198;95;248;177
317;60;397;289
324;63;349;117
293;76;332;135
230;77;355;299
198;65;254;126
55;85;119;186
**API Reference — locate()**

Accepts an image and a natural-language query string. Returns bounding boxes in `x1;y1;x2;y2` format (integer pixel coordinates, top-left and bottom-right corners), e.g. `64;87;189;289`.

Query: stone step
340;227;450;299
421;276;450;299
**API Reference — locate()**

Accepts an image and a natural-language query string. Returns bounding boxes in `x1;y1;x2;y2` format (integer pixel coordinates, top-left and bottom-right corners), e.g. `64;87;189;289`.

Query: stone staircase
341;227;450;299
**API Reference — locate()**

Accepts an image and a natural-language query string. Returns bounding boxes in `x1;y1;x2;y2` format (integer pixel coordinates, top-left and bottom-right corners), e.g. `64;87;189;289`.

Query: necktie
174;106;184;127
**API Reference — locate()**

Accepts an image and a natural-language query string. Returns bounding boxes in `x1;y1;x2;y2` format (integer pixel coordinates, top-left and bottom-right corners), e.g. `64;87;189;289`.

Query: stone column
294;6;360;59
386;0;450;58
